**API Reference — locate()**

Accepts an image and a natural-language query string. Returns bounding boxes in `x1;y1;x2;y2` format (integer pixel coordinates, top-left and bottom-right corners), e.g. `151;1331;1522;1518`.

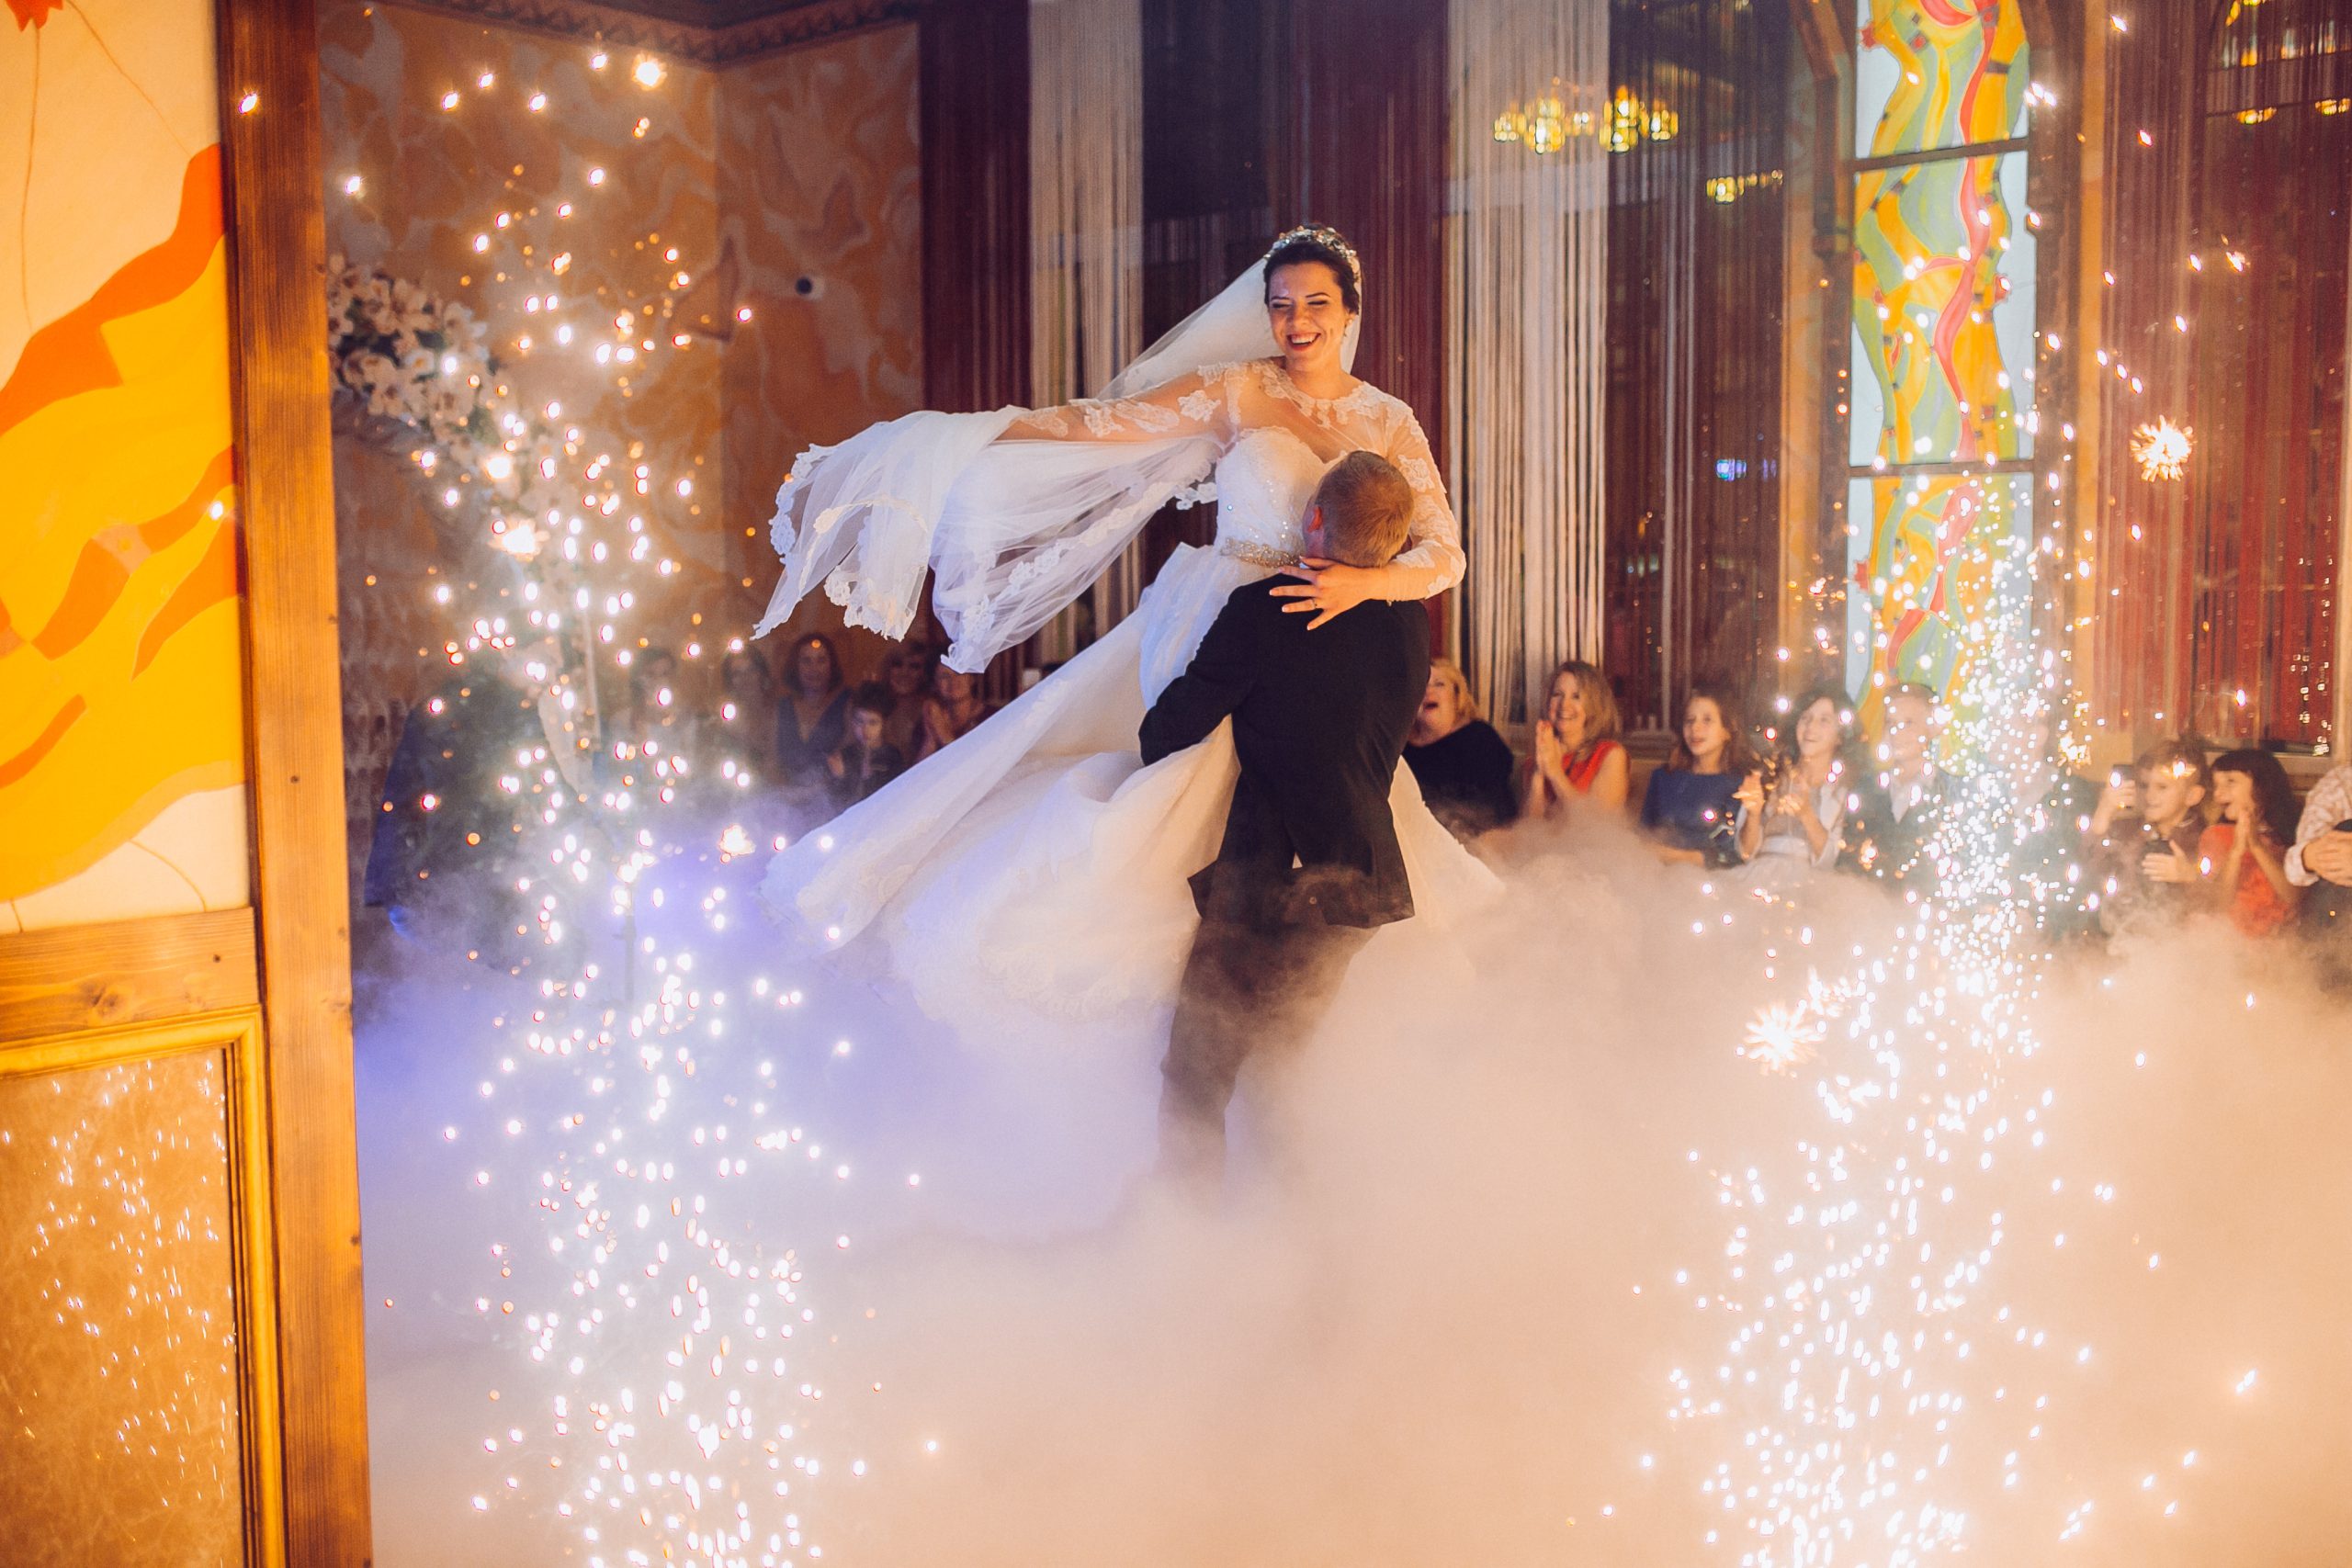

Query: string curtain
1445;0;1611;726
1602;0;1790;731
1030;0;1147;657
2091;0;2349;750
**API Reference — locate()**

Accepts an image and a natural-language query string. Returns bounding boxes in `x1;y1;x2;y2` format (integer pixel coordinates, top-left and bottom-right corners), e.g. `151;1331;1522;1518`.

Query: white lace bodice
1210;427;1333;563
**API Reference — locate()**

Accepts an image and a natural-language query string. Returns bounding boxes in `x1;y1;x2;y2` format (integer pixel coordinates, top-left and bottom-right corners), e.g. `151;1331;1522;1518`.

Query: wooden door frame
217;0;375;1560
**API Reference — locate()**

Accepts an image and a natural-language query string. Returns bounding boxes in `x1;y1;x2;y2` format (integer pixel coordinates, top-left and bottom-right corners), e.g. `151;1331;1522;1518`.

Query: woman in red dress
1521;660;1628;821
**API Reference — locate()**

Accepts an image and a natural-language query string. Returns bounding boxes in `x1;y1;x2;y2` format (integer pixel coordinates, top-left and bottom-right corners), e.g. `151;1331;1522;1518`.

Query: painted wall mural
0;0;250;933
1846;0;2036;732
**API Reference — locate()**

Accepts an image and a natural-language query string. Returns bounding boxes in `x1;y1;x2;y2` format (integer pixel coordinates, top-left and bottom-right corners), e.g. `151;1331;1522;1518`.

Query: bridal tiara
1266;223;1363;291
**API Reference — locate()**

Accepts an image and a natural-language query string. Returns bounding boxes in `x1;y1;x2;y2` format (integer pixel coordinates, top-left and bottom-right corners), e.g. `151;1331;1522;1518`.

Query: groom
1138;450;1429;1183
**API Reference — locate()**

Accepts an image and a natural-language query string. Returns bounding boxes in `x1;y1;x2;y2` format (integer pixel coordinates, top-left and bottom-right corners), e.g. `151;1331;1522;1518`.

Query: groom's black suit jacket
1138;578;1428;931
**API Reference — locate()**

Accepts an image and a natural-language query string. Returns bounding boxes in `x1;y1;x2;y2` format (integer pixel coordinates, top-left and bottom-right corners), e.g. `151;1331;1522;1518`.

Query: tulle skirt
761;545;1501;1044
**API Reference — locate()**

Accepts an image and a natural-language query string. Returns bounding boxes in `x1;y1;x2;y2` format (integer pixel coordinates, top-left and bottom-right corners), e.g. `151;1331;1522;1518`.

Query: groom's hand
1271;558;1376;630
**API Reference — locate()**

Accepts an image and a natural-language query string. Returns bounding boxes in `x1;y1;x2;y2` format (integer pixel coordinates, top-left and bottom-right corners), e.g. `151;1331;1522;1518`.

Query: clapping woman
1521;660;1629;821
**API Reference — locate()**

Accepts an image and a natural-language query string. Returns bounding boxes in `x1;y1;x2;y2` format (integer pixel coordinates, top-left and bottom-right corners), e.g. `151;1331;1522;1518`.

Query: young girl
1522;660;1629;820
1733;683;1852;888
2199;749;2302;937
1642;682;1753;867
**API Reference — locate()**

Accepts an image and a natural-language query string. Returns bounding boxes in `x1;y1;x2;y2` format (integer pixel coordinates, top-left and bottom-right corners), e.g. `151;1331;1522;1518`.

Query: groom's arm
1138;590;1263;764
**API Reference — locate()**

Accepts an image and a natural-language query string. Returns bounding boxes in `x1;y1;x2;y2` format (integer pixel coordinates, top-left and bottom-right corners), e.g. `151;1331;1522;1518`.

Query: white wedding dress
755;290;1500;1043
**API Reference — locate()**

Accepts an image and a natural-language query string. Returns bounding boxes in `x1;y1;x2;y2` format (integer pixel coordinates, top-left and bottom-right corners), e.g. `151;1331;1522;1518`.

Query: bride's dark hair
1262;226;1362;315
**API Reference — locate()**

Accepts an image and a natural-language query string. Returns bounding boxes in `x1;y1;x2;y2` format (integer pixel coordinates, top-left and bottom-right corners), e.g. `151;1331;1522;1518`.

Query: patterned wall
1845;0;2035;733
320;1;721;865
0;0;250;933
320;6;923;865
717;26;922;663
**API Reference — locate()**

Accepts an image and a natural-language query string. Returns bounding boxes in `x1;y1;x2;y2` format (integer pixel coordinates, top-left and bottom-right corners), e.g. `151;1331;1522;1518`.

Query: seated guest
915;664;999;761
363;671;540;964
2085;738;2210;934
1522;659;1629;820
1733;683;1853;889
1841;682;1956;890
826;682;905;810
2285;758;2352;982
1404;658;1518;837
775;633;852;792
1642;682;1752;867
2199;749;2302;937
716;644;777;780
2000;698;2100;934
879;643;938;756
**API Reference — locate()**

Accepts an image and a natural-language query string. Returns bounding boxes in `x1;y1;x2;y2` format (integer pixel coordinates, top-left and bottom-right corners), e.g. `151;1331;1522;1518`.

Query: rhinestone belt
1218;539;1304;571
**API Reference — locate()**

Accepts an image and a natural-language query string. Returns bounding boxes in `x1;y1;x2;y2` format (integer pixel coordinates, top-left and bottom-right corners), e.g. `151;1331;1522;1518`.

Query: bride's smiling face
1266;261;1353;378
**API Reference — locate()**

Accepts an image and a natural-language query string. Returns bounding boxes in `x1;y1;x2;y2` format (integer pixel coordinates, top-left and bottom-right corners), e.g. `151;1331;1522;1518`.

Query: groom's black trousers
1159;912;1374;1172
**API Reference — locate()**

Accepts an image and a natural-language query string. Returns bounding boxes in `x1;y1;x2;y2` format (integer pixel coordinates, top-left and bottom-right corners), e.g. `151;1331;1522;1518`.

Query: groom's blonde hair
1311;452;1416;568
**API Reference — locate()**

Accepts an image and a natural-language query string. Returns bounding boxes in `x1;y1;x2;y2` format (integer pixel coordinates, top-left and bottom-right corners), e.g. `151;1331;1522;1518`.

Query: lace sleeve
1001;366;1236;445
1385;409;1464;597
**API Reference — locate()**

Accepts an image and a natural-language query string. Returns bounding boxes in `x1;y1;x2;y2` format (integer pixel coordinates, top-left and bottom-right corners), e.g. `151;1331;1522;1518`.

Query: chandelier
1493;81;1675;155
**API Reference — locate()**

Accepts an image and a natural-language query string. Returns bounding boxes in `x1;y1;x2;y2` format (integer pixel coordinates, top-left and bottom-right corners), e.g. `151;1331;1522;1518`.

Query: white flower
390;277;433;325
348;351;404;417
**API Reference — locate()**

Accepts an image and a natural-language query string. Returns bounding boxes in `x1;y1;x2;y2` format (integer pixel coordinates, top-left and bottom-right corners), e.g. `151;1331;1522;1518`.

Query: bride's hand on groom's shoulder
1271;558;1376;630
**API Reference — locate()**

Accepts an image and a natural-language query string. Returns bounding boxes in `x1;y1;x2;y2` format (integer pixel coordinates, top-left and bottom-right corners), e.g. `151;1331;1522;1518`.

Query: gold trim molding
381;0;919;65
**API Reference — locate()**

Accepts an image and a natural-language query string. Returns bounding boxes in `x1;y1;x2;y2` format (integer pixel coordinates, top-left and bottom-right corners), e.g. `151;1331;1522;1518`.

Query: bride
753;225;1498;1038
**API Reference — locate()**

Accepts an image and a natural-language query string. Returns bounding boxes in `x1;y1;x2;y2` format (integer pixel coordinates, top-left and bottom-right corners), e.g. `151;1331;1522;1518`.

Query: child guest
2200;749;2302;937
2086;738;2209;933
1643;682;1753;866
1734;683;1852;890
826;682;905;811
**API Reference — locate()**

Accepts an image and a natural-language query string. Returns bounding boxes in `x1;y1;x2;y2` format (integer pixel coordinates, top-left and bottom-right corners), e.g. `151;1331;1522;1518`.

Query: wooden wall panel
0;1010;284;1568
217;0;375;1560
0;910;259;1043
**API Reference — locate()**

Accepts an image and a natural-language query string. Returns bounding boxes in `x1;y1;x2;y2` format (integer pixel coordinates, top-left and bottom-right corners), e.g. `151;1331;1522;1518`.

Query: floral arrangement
327;255;560;556
328;255;497;446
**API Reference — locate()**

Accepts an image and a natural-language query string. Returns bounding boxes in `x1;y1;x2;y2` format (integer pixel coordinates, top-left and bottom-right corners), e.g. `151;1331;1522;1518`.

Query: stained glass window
1846;0;2035;735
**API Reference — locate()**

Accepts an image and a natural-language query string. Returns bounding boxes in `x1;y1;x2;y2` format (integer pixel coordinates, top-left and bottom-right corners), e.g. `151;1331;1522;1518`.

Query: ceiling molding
381;0;918;66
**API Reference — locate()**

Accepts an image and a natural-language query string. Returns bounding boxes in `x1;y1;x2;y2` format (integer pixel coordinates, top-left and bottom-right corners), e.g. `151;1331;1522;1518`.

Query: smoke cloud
355;809;2352;1566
